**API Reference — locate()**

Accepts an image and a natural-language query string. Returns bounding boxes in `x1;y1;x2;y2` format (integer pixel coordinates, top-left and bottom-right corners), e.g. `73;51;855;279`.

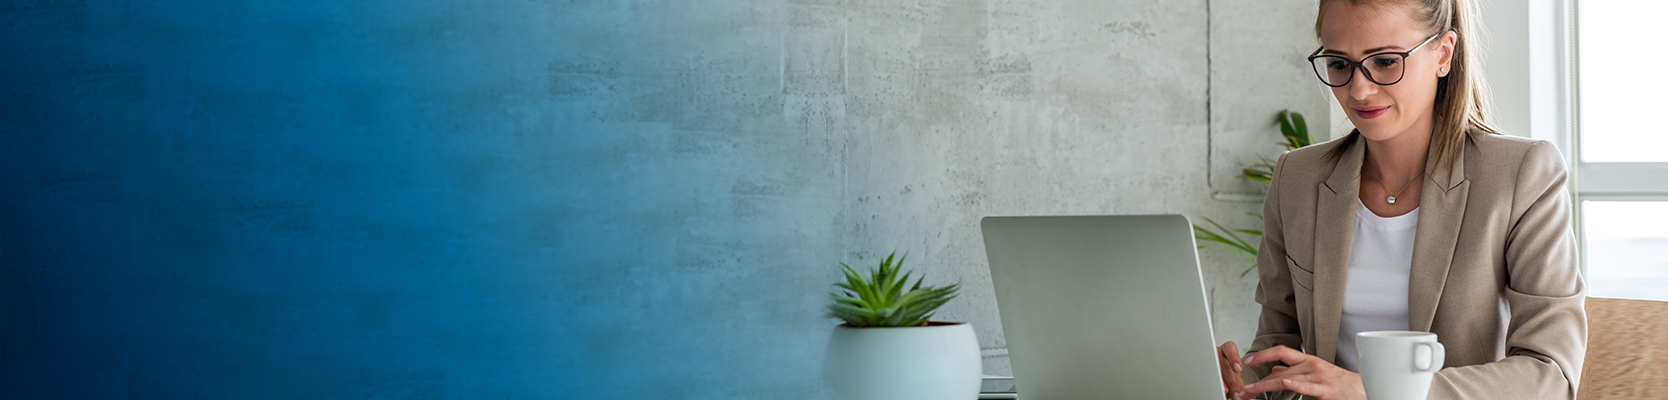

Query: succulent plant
827;252;960;327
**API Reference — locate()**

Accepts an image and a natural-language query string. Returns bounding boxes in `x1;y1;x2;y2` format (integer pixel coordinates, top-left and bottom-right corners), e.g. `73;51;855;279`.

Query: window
1575;0;1668;301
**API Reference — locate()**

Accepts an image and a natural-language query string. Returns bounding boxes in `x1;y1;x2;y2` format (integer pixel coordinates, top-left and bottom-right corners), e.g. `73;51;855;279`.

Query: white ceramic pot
825;322;981;400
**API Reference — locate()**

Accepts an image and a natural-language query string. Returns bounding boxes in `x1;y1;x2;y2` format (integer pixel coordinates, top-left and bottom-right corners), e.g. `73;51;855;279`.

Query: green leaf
1194;223;1243;252
896;285;957;307
895;309;934;327
831;295;871;308
1202;217;1255;252
1290;111;1311;148
904;298;953;325
1278;110;1297;142
1278;110;1312;149
827;301;875;316
895;291;950;319
1193;218;1257;259
827;302;880;326
884;270;913;307
839;263;871;297
1193;228;1242;251
826;251;961;327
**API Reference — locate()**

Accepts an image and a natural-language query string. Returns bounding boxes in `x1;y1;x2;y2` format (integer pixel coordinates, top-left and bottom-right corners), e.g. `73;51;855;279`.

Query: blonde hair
1318;0;1501;172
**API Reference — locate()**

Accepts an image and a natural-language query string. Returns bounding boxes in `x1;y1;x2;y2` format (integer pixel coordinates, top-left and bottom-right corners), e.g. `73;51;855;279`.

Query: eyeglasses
1307;33;1442;87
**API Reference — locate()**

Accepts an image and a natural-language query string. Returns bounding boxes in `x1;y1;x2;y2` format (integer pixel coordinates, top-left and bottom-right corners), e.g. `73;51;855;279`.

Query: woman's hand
1217;341;1246;399
1235;345;1365;400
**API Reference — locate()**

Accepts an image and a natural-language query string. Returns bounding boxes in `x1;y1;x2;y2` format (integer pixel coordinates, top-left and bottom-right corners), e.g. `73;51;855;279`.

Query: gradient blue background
2;0;1333;398
3;1;843;398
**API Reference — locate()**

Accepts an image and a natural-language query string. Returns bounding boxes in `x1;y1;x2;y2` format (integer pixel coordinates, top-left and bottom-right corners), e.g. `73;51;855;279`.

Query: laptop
980;215;1225;399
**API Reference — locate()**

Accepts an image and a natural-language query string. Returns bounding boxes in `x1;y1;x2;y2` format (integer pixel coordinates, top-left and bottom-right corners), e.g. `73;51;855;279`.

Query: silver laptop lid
981;215;1223;399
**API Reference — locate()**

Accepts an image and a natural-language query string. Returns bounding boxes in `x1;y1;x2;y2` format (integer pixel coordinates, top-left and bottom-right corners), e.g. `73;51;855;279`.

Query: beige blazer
1239;130;1587;400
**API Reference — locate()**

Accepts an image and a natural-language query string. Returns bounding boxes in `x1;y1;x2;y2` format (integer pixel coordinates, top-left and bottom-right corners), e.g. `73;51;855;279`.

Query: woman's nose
1347;66;1378;99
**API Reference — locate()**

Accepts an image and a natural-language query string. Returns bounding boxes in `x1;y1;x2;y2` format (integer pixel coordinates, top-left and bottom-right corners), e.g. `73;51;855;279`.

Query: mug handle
1413;341;1446;373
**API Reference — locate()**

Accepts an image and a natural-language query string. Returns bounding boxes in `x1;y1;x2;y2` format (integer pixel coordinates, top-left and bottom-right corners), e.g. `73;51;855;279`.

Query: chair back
1579;297;1668;400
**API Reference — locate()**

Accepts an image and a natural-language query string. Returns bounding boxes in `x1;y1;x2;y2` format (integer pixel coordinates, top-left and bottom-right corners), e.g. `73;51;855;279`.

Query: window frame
1569;0;1668;277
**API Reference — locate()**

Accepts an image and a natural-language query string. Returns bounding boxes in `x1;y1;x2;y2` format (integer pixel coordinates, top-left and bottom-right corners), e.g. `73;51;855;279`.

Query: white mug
1356;331;1445;400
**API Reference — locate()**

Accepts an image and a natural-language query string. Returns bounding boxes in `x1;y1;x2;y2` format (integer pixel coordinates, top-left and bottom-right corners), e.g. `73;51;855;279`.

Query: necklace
1369;165;1423;205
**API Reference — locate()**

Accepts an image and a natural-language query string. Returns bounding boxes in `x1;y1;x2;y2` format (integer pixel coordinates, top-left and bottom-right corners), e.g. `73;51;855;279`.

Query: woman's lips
1354;106;1389;119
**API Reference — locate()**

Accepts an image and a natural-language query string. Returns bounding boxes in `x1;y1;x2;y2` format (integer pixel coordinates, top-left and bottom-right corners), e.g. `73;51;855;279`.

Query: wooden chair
1578;297;1668;400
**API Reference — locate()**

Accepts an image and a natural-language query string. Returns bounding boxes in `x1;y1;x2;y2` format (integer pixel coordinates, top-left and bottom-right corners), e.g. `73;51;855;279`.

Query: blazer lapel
1408;136;1470;332
1312;139;1364;364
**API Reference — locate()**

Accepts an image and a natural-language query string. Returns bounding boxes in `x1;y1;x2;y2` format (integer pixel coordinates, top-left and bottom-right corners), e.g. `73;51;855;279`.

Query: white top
1335;199;1418;372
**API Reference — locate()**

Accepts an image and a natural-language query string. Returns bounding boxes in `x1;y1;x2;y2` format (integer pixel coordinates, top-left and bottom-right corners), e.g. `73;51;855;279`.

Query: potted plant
824;252;980;400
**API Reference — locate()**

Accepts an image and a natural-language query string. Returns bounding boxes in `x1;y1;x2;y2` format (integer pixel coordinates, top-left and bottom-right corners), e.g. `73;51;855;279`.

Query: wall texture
1;0;1324;398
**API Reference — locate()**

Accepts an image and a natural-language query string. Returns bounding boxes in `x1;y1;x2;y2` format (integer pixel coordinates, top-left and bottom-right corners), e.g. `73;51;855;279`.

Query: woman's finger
1241;363;1323;399
1239;375;1289;398
1266;363;1359;400
1244;345;1309;367
1269;361;1315;377
1279;377;1339;399
1218;342;1245;396
1221;341;1242;372
1281;379;1313;396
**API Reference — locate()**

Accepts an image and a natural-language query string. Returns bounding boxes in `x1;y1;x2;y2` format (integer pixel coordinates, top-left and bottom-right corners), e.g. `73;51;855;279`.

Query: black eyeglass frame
1306;32;1444;88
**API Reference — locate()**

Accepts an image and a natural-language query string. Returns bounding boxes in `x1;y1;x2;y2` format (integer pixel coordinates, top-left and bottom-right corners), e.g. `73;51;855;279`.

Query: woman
1214;0;1587;399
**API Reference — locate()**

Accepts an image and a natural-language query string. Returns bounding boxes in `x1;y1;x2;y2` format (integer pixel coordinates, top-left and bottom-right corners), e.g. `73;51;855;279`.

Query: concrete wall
1;0;1325;398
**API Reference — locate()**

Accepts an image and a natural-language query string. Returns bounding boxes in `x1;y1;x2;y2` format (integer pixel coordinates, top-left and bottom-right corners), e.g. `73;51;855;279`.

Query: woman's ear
1436;31;1457;77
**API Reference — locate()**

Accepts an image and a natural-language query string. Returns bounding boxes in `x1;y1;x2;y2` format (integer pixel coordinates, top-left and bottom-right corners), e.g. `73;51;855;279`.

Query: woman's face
1317;3;1455;143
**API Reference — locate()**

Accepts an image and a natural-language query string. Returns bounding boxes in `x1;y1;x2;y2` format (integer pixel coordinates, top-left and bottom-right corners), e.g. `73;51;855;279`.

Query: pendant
1387;196;1397;204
